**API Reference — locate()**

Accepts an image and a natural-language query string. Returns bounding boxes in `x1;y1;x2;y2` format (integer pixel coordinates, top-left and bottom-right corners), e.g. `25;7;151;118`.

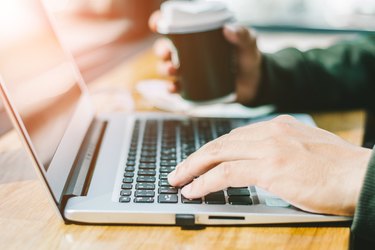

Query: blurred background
1;0;374;135
211;0;375;32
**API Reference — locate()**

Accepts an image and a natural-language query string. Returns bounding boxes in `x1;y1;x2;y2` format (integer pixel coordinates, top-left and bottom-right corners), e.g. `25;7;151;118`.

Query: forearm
251;36;375;111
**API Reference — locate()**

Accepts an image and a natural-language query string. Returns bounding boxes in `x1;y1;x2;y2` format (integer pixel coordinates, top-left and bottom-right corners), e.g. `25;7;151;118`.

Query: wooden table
0;49;362;250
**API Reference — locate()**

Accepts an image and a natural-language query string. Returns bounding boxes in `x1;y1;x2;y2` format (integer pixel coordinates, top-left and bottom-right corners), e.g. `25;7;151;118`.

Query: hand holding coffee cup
149;1;262;104
154;1;236;102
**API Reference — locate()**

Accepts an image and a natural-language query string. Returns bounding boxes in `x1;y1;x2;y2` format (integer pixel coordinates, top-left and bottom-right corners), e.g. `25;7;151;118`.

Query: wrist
245;52;273;107
345;147;372;215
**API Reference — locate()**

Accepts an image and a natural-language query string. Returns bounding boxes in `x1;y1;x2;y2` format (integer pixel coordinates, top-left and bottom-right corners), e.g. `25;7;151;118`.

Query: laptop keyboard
119;118;258;205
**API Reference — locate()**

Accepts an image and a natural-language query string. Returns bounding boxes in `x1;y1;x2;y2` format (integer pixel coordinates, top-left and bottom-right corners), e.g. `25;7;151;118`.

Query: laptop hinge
60;119;108;211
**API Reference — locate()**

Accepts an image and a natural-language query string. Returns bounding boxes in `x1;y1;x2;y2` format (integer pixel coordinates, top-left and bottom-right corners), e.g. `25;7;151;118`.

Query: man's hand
148;11;262;104
168;115;372;216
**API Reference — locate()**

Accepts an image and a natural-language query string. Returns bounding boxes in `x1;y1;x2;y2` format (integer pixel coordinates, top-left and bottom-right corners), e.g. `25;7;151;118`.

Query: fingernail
167;170;176;182
224;23;241;33
181;185;192;197
168;161;183;184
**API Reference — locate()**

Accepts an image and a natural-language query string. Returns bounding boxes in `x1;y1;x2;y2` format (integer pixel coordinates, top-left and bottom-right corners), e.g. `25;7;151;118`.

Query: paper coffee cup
157;1;236;102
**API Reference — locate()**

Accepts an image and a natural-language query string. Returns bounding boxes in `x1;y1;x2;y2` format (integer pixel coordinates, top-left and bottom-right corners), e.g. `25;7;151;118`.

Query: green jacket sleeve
251;36;375;112
351;147;375;248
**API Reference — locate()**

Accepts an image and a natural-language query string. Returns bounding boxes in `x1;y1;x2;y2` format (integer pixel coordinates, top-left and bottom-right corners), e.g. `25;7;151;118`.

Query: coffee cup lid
157;1;234;34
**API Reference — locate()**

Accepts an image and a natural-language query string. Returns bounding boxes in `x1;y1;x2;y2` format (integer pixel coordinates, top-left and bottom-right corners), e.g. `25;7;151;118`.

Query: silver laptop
0;0;350;226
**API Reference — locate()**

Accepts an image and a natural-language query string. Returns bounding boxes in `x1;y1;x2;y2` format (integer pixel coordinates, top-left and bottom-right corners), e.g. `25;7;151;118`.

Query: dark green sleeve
351;148;375;248
250;36;375;111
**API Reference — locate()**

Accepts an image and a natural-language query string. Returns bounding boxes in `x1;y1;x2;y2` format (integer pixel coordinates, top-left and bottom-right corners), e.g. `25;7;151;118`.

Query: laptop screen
0;0;82;171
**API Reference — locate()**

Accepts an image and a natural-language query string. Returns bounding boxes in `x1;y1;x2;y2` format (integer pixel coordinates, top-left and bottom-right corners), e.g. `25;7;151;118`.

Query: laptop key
205;191;226;204
140;158;156;164
134;197;154;203
158;180;171;187
138;170;156;176
127;155;136;161
159;173;169;180
120;190;132;196
125;166;135;172
162;148;176;154
124;172;134;178
158;187;178;194
135;190;155;197
158;194;178;203
122;178;133;183
228;196;253;205
136;176;156;183
136;183;155;190
141;147;157;152
128;150;137;156
119;196;131;203
162;143;175;147
141;152;157;157
161;150;176;156
160;160;177;166
227;188;250;196
121;184;132;190
160;166;175;173
182;195;202;204
161;137;175;143
126;160;136;166
139;164;156;169
161;155;176;161
142;139;157;144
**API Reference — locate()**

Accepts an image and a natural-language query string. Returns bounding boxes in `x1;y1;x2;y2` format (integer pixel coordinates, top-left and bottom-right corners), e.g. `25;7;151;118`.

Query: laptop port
209;216;245;220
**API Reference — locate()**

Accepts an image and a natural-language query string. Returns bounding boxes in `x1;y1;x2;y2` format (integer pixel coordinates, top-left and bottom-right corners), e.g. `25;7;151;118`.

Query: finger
148;11;160;32
153;38;172;61
168;132;270;187
167;80;180;93
223;25;261;104
223;25;259;70
223;25;256;52
181;160;263;199
157;61;178;76
168;141;266;186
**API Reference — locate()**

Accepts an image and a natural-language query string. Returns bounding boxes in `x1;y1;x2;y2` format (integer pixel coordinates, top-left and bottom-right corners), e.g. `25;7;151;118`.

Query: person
149;12;375;248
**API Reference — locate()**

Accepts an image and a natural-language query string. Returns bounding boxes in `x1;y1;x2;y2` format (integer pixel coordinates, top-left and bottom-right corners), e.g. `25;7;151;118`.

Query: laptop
0;0;350;226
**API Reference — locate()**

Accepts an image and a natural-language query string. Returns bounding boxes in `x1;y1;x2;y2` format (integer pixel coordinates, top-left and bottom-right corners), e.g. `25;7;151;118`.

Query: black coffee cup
157;1;236;102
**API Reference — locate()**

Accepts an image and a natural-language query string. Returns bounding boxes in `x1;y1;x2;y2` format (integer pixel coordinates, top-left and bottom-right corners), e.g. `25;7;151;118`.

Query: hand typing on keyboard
168;115;372;217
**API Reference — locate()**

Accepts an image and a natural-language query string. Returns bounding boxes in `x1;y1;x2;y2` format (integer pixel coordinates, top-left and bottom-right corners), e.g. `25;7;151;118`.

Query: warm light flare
0;1;44;44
